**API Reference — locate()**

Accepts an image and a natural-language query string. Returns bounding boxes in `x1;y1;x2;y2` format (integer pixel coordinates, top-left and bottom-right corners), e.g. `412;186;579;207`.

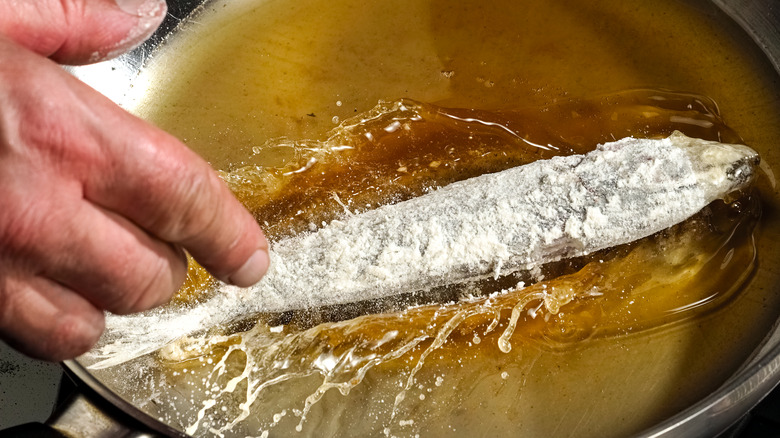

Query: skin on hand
0;0;269;361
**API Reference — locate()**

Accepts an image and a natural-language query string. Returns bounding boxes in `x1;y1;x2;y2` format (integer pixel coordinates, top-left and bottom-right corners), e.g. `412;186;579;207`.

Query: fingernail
114;0;166;17
228;249;270;287
97;0;166;62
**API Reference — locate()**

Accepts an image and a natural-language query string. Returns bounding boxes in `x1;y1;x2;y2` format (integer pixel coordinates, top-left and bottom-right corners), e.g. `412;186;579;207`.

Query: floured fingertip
225;249;271;287
90;0;167;62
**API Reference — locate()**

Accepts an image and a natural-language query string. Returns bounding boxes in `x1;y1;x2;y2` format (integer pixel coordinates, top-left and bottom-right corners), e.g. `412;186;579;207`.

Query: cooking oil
90;0;780;436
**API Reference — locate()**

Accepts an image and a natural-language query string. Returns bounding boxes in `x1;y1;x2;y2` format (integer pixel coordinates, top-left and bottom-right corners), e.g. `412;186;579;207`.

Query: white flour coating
84;132;758;369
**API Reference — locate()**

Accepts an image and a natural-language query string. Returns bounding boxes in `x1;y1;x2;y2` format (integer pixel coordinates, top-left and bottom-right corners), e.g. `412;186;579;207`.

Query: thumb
0;0;166;64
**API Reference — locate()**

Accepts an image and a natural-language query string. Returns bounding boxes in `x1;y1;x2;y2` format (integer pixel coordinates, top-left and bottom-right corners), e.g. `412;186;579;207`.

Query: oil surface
90;0;780;436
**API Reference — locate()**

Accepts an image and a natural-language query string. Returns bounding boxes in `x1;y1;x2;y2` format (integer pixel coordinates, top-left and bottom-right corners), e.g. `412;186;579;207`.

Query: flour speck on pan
84;132;759;369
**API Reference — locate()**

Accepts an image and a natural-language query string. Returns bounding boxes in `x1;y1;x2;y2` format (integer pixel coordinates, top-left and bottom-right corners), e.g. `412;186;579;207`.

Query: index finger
67;80;269;287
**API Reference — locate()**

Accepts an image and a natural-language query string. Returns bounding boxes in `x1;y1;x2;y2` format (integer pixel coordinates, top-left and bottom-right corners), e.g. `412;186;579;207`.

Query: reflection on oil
140;93;761;437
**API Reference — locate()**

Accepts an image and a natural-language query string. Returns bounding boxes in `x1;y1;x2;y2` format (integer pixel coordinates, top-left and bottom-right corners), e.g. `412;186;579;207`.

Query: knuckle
0;194;44;259
0;276;104;361
44;312;104;361
6;82;91;167
107;257;179;315
0;191;82;274
156;168;224;242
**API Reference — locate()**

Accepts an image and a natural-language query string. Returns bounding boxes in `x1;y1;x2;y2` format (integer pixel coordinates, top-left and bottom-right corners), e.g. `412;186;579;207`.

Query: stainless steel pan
8;0;778;436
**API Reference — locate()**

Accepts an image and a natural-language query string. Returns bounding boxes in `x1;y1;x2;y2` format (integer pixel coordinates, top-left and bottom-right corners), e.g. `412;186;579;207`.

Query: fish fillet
83;132;759;369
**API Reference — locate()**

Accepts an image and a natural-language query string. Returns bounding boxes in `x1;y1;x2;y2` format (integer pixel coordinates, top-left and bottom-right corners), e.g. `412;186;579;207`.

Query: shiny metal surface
59;360;185;437
49;392;162;438
712;0;780;69
63;0;780;436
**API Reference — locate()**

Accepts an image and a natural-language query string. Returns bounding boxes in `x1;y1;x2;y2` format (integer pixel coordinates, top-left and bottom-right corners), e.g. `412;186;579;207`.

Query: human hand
0;0;269;361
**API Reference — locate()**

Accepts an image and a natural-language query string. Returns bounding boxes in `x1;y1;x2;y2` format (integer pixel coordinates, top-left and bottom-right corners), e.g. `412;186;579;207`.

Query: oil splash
219;89;738;242
135;90;762;437
176;89;740;302
155;193;759;437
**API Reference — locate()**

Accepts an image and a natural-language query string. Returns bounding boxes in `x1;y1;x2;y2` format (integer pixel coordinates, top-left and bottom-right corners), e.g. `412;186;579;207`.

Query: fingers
44;50;271;286
0;0;166;64
0;33;269;361
2;34;269;289
0;4;268;363
82;125;271;286
0;152;187;316
0;274;105;362
35;200;189;315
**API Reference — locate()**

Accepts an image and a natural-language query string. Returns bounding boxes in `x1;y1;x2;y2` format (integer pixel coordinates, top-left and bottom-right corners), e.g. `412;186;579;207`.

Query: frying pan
4;0;779;436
